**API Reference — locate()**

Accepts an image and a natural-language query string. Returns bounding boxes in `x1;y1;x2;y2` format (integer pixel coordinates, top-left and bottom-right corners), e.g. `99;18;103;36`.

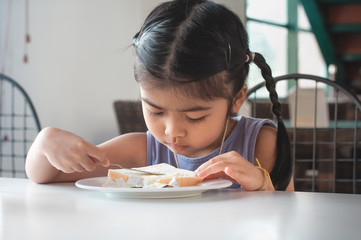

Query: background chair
246;73;361;194
0;73;41;178
113;100;147;134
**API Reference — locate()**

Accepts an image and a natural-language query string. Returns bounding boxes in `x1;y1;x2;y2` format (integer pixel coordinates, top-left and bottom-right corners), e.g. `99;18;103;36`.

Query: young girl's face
140;82;229;158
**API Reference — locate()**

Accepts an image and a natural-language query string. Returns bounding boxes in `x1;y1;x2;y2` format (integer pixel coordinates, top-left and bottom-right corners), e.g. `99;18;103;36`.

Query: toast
107;163;203;188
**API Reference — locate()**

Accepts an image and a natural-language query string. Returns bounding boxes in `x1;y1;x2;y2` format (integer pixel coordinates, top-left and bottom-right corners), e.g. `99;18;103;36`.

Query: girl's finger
70;164;86;173
194;152;233;174
194;159;214;174
203;171;235;181
224;166;240;182
84;142;110;167
77;156;98;172
196;159;232;178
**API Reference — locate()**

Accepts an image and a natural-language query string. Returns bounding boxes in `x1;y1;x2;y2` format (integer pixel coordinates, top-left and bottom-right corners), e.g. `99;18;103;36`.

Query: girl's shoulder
224;116;275;144
233;116;276;130
230;116;277;149
221;116;276;165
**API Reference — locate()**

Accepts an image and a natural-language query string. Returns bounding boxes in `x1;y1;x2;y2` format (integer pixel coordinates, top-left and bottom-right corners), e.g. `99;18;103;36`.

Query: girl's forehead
140;83;199;104
139;83;224;110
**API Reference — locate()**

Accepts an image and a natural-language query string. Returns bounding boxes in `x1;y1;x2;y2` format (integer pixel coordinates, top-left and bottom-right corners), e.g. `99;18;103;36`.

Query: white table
1;177;360;240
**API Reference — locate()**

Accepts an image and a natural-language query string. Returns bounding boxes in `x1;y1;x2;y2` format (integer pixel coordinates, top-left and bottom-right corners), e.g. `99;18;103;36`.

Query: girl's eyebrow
141;98;211;112
142;98;162;109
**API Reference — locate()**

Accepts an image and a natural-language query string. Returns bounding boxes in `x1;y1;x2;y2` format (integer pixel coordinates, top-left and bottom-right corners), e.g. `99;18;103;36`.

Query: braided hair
132;0;292;190
252;53;292;190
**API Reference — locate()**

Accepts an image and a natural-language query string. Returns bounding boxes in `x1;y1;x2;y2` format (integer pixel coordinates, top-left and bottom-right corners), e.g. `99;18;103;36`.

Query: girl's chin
173;149;210;159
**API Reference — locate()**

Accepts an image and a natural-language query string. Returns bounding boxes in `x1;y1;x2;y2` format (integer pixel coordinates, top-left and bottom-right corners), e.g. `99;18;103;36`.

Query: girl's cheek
146;119;163;135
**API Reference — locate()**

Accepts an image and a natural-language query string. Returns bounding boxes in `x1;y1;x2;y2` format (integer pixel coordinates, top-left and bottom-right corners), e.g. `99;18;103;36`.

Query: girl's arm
25;127;147;183
253;125;277;191
255;126;294;191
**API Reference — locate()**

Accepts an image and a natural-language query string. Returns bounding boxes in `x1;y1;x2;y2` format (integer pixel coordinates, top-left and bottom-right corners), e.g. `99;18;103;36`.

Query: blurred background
1;0;359;145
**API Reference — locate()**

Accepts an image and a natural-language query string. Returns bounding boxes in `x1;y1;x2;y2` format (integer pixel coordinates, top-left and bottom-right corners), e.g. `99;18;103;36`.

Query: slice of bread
107;163;203;187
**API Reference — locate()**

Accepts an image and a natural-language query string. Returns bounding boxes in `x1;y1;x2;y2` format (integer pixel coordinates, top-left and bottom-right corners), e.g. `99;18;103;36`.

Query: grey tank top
146;116;276;170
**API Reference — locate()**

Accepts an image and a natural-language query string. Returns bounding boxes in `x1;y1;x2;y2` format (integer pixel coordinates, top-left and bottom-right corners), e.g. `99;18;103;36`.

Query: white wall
0;0;245;144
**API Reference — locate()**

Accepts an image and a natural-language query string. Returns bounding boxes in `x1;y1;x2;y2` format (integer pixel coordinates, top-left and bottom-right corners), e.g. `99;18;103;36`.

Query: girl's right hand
25;127;111;183
27;127;148;183
38;127;110;173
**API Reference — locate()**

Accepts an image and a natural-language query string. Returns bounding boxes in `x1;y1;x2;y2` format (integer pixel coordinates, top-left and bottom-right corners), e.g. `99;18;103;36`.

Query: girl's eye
148;110;163;117
187;116;206;123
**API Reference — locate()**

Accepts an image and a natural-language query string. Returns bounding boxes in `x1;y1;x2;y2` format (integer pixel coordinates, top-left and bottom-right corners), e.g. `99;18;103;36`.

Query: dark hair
132;0;292;190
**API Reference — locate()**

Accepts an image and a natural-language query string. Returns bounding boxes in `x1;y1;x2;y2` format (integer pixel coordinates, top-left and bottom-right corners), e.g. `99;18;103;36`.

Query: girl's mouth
168;143;186;152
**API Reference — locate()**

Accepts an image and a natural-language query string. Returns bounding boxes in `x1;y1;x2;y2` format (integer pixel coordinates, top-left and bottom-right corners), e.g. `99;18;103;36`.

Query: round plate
75;177;232;199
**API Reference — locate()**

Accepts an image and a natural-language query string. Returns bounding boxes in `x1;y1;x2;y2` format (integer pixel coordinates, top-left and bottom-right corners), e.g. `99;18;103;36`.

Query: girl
26;0;294;191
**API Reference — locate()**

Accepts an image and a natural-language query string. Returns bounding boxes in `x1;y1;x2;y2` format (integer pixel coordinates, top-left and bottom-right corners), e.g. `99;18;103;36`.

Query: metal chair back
0;74;41;178
247;73;361;193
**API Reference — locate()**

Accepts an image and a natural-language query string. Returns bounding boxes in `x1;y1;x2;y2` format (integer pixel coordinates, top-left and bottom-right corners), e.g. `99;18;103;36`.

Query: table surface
1;177;361;240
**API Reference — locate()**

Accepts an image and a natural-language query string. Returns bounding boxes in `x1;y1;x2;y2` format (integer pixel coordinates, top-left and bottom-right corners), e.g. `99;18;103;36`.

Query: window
246;0;327;97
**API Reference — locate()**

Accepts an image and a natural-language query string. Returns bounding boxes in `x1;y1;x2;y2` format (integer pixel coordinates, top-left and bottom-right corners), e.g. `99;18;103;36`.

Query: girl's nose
164;117;185;138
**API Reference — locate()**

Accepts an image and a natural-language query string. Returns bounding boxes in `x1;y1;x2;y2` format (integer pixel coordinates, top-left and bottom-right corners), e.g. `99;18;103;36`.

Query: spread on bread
104;163;203;188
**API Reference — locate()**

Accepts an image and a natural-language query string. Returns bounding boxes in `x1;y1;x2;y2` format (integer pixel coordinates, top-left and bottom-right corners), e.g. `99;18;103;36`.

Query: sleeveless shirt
146;116;276;170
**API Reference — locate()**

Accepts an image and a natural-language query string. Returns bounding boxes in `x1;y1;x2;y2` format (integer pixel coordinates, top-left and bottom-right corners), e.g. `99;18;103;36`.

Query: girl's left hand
194;151;270;191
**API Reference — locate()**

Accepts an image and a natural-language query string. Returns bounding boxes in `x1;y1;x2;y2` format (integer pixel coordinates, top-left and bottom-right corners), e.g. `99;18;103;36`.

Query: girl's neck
225;117;237;139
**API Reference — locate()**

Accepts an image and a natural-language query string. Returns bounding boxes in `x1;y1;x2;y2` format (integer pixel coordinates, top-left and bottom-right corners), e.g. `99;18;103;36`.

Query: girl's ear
231;85;248;114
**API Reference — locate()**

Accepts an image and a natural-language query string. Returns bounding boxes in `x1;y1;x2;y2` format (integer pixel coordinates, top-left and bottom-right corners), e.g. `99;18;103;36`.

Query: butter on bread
107;163;203;187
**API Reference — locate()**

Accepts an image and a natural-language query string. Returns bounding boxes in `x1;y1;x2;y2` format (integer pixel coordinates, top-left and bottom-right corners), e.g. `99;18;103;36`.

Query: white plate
75;177;232;199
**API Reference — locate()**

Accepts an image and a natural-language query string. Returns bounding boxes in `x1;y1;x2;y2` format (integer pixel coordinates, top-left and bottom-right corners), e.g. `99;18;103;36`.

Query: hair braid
252;52;293;190
252;53;282;121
